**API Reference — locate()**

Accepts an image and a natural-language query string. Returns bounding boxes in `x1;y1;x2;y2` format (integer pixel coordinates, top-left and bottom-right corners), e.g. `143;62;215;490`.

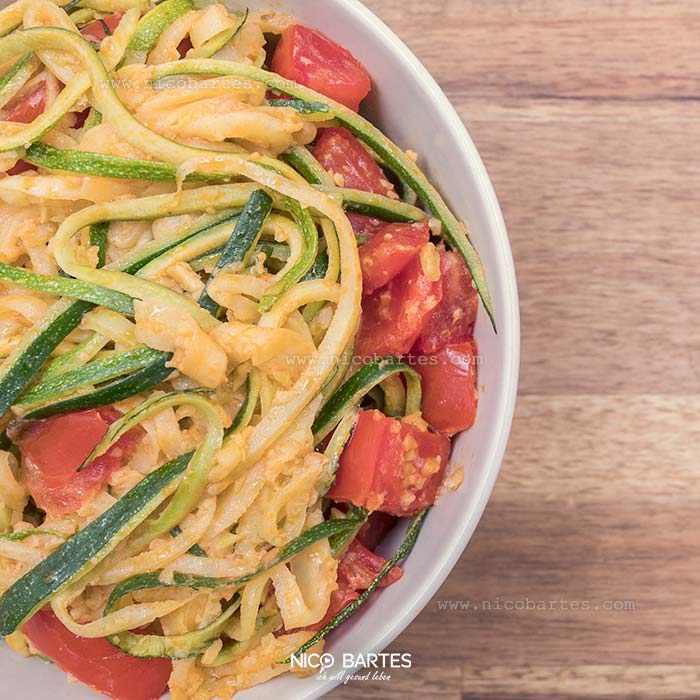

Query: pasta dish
0;1;493;698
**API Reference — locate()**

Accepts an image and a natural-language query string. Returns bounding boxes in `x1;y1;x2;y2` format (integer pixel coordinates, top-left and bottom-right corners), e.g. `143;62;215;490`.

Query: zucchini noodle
0;3;490;699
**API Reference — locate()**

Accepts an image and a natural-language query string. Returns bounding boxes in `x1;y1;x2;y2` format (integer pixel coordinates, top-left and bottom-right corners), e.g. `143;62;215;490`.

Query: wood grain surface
329;1;700;698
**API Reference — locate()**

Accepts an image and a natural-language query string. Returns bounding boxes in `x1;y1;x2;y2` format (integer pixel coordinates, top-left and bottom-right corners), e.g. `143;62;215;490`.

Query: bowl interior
0;1;519;699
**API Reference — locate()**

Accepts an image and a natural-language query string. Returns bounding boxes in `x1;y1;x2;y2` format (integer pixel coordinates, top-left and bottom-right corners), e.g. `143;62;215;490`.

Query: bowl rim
293;1;521;698
0;1;520;697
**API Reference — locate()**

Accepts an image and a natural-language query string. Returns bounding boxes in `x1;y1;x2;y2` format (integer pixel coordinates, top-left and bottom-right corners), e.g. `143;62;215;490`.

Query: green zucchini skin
17;346;166;409
170;526;208;558
148;59;495;328
257;197;318;312
198;189;273;316
106;572;233;614
9;214;241;420
335;188;426;223
267;99;331;115
328;505;367;557
188;8;248;59
0;53;36;108
0;213;236;421
0;300;90;418
127;0;194;53
22;354;174;420
120;212;242;275
0;262;134;316
105;514;364;624
83;107;102;131
88;221;109;268
342;199;416;222
24;143;186;182
108;596;241;659
312;358;422;443
281;146;331;187
302;248;329;282
0;454;190;636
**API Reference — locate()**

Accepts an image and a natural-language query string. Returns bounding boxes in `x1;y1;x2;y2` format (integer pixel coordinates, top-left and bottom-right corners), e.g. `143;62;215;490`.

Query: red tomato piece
4;81;46;123
359;220;430;295
414;250;479;354
347;213;386;237
313;127;396;235
415;340;479;436
328;409;386;508
23;609;171;700
356;511;398;551
79;12;124;42
6;160;36;175
176;36;193;58
313;127;393;196
9;407;141;516
328;409;451;517
271;25;371;111
337;540;403;590
72;107;91;129
356;247;443;359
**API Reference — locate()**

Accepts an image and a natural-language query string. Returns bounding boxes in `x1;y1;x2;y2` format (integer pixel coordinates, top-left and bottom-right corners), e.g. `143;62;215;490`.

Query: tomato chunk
6;159;35;175
359;220;430;295
356;511;398;551
23;609;171;700
177;35;193;58
4;81;46;123
271;25;371;111
347;213;386;237
415;250;479;354
357;246;443;359
313;127;393;195
329;409;451;516
415;340;479;435
337;539;403;590
3;77;47;174
313;126;396;235
80;12;124;42
9;407;141;516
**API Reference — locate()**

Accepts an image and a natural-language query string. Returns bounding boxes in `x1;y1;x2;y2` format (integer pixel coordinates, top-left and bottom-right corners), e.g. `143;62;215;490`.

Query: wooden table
330;1;700;697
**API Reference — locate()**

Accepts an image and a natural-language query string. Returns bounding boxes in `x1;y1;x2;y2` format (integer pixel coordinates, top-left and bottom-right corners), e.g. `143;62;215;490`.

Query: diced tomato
271;24;371;111
4;81;46;124
347;213;385;237
313;127;396;235
356;511;398;551
359;220;430;295
313;127;393;196
357;247;443;359
3;82;45;171
415;340;479;436
79;12;124;42
23;609;171;700
328;409;451;517
414;250;479;354
9;407;141;516
337;540;403;590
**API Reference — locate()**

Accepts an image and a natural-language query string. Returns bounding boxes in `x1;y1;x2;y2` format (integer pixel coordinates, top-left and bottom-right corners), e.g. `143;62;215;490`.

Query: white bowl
1;1;520;698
